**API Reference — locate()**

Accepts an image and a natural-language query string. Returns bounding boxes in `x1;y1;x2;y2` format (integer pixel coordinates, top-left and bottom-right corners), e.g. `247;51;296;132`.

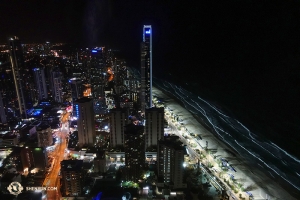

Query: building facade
0;92;7;124
11;147;47;173
109;108;129;148
33;67;48;100
69;78;83;117
145;107;164;149
157;136;187;189
75;97;95;147
51;70;63;103
9;36;27;118
124;123;145;181
140;25;152;113
61;160;83;197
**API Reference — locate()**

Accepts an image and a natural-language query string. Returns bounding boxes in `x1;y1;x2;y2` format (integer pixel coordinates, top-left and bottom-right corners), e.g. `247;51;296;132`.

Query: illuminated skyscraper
8;36;27;118
33;67;48;100
89;48;106;114
51;70;63;103
141;25;152;113
69;78;83;117
69;78;83;101
75;97;95;147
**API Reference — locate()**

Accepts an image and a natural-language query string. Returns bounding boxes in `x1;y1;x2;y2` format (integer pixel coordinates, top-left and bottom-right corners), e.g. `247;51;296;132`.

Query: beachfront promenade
152;86;296;200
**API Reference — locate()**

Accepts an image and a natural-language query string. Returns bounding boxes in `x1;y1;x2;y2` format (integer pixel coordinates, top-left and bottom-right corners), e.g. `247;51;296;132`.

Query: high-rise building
157;136;187;189
69;78;83;117
51;69;63;103
61;160;83;197
33;67;48;100
109;108;129;148
145;107;164;149
69;78;83;101
0;92;7;124
8;36;27;118
124;123;145;181
141;25;152;113
89;48;106;114
75;97;95;147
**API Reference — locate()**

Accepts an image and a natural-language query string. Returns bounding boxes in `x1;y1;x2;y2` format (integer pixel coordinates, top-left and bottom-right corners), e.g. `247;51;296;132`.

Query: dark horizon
1;0;300;156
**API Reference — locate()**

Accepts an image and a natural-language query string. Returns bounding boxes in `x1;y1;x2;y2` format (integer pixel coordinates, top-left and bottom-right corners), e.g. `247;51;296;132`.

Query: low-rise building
36;124;52;148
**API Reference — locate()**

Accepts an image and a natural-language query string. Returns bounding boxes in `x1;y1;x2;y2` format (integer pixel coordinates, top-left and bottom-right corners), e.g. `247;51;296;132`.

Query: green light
35;148;41;151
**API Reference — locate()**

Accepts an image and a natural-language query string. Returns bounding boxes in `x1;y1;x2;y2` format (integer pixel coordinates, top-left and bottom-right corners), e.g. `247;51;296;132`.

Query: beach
152;85;298;200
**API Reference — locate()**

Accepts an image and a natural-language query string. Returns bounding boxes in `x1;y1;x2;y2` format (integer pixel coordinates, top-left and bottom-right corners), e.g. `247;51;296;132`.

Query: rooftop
61;160;83;171
75;97;93;103
124;123;144;135
159;135;185;151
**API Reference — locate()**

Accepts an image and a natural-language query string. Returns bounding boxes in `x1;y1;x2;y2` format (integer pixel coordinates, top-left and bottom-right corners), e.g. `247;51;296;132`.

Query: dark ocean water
155;70;300;160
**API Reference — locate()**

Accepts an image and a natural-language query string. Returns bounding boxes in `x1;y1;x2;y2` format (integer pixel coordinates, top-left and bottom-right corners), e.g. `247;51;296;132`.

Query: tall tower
33;67;48;100
51;70;63;103
141;25;152;113
8;36;27;118
90;48;106;114
75;97;95;147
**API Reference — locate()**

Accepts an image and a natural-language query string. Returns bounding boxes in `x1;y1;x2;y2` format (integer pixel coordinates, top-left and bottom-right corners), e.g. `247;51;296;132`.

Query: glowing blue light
92;192;102;200
92;50;97;53
145;30;151;34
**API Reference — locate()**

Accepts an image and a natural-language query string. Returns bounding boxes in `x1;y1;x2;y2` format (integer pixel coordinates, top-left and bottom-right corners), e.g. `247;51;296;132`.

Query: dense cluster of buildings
0;25;188;199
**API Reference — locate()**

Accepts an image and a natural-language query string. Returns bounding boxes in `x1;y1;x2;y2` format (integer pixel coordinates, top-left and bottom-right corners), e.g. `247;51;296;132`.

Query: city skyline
0;1;300;199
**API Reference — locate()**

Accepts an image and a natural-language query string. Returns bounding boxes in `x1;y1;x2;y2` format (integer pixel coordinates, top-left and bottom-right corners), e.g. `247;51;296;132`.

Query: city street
43;122;68;200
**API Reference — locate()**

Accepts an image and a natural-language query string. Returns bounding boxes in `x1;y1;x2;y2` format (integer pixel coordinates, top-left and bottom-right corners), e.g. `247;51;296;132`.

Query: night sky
1;0;300;155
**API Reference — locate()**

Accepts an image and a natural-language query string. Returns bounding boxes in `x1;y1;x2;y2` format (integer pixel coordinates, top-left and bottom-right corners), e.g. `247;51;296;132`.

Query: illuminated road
153;79;299;200
61;112;70;123
43;122;68;200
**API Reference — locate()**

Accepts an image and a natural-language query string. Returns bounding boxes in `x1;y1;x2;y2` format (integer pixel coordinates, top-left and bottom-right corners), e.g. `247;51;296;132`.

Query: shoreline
153;85;299;200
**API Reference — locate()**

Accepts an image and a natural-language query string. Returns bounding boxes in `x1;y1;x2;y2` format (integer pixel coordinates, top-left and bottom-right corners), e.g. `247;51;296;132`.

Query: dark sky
1;0;300;150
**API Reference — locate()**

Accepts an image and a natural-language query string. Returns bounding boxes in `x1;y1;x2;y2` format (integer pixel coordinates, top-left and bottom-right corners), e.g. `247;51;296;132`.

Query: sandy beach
152;86;297;200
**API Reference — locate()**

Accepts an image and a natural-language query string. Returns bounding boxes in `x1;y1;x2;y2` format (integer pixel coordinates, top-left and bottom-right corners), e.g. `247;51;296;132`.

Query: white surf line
235;140;300;191
235;120;256;140
251;140;277;158
268;171;275;178
270;142;300;164
197;96;230;118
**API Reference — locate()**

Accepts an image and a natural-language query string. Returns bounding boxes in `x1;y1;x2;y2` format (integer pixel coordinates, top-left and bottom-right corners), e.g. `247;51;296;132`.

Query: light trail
235;140;300;191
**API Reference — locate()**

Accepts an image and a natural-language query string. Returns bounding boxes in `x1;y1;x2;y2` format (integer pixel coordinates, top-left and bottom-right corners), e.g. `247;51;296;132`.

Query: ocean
153;76;300;198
